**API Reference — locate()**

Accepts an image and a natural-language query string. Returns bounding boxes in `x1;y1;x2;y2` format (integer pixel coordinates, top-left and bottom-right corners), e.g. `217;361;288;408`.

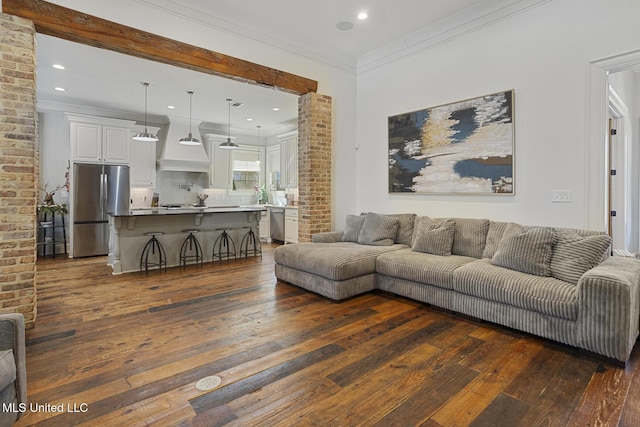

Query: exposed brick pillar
0;13;38;328
298;93;332;242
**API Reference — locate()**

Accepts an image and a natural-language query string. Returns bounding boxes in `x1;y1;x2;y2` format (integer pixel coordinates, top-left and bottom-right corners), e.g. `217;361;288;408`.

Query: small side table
37;209;67;258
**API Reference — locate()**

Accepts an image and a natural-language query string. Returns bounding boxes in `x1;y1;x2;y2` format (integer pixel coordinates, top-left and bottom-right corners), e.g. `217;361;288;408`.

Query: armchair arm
577;257;640;361
0;313;27;415
311;231;344;243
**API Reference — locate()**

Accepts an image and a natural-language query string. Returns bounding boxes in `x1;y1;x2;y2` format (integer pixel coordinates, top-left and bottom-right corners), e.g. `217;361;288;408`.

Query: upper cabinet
278;130;298;189
66;113;136;164
130;125;159;188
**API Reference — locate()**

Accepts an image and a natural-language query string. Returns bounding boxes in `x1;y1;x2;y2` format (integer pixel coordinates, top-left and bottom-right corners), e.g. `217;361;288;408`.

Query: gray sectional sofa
274;212;640;362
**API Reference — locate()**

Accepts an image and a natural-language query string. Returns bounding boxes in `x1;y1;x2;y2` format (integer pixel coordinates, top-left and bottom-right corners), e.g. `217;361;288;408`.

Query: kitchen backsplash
130;171;298;208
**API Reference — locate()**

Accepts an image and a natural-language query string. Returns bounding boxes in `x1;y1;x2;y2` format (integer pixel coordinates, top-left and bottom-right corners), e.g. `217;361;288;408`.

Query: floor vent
195;375;222;391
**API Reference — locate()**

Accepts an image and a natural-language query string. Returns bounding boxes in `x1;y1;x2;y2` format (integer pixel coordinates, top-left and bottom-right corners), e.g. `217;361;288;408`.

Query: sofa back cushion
411;217;456;256
481;221;510;258
388;213;417;246
491;223;555;276
550;230;611;284
451;218;490;259
358;212;400;246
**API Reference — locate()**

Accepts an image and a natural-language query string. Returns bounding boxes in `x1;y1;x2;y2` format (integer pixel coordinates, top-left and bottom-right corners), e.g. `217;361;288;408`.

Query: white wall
355;0;640;229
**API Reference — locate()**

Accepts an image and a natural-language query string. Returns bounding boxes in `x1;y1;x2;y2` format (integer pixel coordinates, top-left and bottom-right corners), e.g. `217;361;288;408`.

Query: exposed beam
2;0;318;96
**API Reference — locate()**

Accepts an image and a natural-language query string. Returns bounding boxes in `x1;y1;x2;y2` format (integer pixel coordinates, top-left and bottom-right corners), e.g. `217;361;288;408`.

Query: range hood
157;116;210;172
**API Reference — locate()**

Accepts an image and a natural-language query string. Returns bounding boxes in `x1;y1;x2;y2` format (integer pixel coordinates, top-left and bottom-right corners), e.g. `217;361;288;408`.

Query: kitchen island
108;206;266;274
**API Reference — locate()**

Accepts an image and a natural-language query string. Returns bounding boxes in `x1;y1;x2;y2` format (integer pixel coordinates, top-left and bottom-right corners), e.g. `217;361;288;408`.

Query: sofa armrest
311;231;344;243
577;257;640;361
0;313;27;415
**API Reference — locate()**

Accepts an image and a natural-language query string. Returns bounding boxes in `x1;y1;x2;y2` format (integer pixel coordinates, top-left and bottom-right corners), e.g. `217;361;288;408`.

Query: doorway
586;50;640;255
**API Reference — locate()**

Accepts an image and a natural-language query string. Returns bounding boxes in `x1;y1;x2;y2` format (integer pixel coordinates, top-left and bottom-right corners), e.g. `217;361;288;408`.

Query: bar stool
179;229;203;268
212;228;236;263
140;231;167;274
240;225;262;259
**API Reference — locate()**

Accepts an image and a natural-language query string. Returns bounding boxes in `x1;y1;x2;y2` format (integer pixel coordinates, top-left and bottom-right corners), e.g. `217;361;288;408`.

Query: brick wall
298;93;332;242
0;13;38;328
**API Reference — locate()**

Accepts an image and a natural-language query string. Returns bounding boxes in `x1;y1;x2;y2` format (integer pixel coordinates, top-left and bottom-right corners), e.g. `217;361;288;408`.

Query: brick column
297;93;332;242
0;13;38;328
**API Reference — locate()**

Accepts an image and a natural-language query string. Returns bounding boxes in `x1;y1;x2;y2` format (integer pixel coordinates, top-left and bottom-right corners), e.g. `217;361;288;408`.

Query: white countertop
116;205;267;217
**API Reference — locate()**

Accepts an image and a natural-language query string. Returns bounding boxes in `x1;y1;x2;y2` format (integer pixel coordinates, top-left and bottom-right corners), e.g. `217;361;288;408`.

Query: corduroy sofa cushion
377;248;476;290
551;231;611;285
451;218;490;258
358;213;400;246
412;218;456;256
491;224;555;277
453;258;578;320
274;242;406;281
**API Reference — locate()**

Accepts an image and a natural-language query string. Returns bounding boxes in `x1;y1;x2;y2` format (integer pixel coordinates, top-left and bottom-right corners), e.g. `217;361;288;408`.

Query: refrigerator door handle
101;172;108;221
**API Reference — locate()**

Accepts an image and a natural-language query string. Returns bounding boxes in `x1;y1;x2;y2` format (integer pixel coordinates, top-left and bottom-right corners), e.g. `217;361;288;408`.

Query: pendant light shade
133;82;159;142
179;91;201;145
219;98;239;149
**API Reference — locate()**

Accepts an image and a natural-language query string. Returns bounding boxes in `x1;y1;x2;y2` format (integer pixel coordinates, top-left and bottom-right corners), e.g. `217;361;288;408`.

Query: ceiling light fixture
179;91;201;145
54;87;65;92
219;98;239;150
358;12;368;20
132;82;159;142
52;64;65;70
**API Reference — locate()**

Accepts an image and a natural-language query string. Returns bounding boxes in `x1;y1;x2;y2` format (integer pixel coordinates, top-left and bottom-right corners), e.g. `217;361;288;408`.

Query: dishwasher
270;207;285;243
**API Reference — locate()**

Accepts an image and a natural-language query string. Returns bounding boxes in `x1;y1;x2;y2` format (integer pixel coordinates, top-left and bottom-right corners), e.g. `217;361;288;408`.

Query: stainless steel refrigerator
72;163;130;257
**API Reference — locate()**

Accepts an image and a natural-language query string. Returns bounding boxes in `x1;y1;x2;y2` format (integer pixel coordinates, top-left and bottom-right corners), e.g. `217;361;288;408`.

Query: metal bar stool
140;231;167;274
179;228;203;268
212;228;236;264
240;225;262;259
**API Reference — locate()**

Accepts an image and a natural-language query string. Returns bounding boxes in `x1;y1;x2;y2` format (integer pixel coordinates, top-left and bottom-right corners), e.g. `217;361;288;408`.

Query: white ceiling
35;0;534;134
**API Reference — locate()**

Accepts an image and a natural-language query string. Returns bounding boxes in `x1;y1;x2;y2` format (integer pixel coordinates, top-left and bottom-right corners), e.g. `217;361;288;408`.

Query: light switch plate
552;190;572;203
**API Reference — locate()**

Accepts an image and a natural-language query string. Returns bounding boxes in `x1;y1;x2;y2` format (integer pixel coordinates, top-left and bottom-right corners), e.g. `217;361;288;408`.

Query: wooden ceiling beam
2;0;318;96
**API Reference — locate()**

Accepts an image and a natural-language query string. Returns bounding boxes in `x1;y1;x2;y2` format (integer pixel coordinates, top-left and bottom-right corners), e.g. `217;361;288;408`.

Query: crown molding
357;0;553;74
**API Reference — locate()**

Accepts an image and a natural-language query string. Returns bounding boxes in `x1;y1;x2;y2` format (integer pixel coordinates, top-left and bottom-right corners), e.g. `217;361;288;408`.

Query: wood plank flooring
13;244;640;426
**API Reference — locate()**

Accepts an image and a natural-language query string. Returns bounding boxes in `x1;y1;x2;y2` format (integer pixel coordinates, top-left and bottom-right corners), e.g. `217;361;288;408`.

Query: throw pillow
451;218;490;258
550;231;611;284
387;213;417;246
411;218;456;256
357;212;400;246
491;224;555;276
342;214;365;242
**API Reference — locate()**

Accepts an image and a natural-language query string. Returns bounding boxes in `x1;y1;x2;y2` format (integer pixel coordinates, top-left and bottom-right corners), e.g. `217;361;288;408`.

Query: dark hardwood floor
14;244;640;426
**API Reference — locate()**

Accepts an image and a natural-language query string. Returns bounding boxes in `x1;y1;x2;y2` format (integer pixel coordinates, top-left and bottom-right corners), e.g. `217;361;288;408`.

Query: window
231;146;265;192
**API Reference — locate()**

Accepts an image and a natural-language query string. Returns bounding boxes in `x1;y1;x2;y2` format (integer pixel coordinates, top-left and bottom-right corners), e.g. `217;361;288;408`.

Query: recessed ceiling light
336;21;353;31
54;87;65;92
272;107;280;111
357;12;368;20
246;118;253;121
167;105;175;109
52;64;65;70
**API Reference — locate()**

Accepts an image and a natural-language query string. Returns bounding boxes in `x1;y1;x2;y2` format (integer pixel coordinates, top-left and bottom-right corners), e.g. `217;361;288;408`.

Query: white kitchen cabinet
66;113;135;164
284;208;298;244
278;130;298;189
203;134;232;189
259;209;270;241
130;125;159;187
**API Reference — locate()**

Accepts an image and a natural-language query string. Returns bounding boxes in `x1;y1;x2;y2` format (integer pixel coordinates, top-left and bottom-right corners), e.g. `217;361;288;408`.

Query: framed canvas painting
388;90;514;194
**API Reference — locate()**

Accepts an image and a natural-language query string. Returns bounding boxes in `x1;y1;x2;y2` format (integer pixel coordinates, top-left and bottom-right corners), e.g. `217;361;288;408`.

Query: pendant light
132;82;159;142
219;98;239;149
179;91;201;145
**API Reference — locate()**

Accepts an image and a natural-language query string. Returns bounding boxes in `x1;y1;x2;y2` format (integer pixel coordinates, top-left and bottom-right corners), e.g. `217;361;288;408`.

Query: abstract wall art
388;90;514;194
